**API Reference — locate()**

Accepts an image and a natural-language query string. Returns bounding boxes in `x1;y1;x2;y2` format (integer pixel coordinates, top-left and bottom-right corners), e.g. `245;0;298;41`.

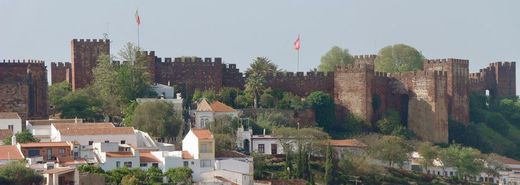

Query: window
7;125;13;132
258;144;265;153
116;161;120;168
59;148;65;155
74;152;79;157
140;163;147;167
183;161;189;167
271;144;277;154
28;149;40;157
201;143;212;153
104;140;109;143
88;141;93;145
152;163;159;168
47;148;53;160
200;160;211;168
120;140;126;144
124;161;132;168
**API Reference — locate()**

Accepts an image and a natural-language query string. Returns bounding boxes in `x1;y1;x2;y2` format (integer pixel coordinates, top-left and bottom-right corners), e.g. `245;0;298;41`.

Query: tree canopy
124;101;182;142
305;91;335;131
374;44;424;73
3;131;40;145
318;46;354;72
0;161;43;185
246;57;278;76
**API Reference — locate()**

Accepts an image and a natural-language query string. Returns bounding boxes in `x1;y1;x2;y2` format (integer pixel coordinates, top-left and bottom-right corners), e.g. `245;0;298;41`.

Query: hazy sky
1;0;519;94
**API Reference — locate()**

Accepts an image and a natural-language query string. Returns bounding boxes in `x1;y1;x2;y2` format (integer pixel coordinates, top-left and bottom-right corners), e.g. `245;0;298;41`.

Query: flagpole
137;24;140;48
297;34;300;72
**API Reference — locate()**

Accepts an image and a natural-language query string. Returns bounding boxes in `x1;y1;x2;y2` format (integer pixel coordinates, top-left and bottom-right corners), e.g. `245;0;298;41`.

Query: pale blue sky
1;0;519;94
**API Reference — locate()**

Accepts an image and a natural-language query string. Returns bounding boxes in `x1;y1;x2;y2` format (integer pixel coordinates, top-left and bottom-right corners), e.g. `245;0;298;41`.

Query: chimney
263;129;266;136
168;81;171;86
11;135;16;146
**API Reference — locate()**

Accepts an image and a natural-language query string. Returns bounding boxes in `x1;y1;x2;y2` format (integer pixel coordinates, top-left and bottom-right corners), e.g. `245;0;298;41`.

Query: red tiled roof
0;112;20;119
106;152;134;158
196;99;236;112
57;156;87;165
53;123;134;136
494;155;520;165
140;152;161;163
0;129;13;140
42;167;75;174
191;129;213;139
0;145;24;160
215;150;247;158
27;119;80;126
20;141;71;148
328;139;368;148
182;151;193;159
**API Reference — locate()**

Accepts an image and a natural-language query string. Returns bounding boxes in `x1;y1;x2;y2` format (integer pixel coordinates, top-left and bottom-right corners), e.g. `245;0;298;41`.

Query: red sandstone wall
51;62;71;84
265;72;334;97
0;60;49;121
71;39;110;90
469;62;516;104
334;63;374;123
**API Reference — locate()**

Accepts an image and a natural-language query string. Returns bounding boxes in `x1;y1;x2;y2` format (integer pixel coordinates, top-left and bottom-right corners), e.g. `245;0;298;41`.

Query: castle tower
51;62;72;84
424;59;470;124
334;62;375;123
71;39;110;90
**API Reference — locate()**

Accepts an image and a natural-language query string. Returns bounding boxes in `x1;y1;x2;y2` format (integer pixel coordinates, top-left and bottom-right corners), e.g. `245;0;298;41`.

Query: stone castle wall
0;60;48;121
469;62;516;104
71;39;110;90
51;62;71;84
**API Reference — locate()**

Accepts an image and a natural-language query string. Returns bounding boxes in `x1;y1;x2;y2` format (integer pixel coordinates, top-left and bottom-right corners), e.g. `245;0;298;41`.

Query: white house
0;112;22;135
92;142;140;171
50;122;137;146
194;99;240;128
182;128;215;180
328;139;368;159
26;119;80;142
251;135;284;155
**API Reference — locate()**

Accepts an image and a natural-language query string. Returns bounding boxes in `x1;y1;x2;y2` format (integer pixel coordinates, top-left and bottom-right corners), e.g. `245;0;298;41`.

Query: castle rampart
71;39;110;90
51;62;72;84
469;62;516;104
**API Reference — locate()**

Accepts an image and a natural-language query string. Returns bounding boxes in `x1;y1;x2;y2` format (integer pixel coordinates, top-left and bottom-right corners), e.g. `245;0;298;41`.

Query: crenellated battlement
265;71;333;78
385;70;448;79
426;58;469;65
353;54;377;64
335;63;374;73
72;39;110;43
1;59;45;64
154;57;223;65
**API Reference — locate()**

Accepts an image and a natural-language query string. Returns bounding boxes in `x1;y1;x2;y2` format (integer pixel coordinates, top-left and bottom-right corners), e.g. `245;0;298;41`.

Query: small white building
92;142;141;171
50;122;137;146
194;99;240;128
26;119;80;142
182;128;215;180
0;112;22;134
251;135;284;155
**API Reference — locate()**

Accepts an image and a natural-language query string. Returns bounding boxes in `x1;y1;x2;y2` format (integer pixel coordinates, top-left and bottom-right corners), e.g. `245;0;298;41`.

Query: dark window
88;141;93;145
8;125;13;132
59;148;65;155
28;149;40;157
47;148;52;160
104;140;109;143
271;144;277;154
258;144;265;153
140;163;147;167
183;161;189;167
120;140;126;144
116;161;120;168
124;161;132;168
152;163;159;168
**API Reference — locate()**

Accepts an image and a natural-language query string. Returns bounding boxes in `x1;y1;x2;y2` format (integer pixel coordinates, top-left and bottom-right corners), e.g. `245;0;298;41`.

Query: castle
2;38;515;143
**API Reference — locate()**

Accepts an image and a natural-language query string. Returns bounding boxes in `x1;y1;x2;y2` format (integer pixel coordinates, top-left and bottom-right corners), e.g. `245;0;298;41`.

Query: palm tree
246;57;278;76
245;73;266;108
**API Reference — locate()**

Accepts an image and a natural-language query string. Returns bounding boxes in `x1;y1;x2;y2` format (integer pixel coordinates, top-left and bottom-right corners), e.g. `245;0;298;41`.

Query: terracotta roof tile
196;99;236;112
53;123;134;136
328;139;368;148
0;129;13;140
140;152;161;163
215;150;247;158
42;167;75;174
196;99;213;111
57;156;87;165
182;151;193;159
0;145;24;160
106;152;134;158
494;155;520;165
20;142;71;148
0;112;20;119
191;129;213;139
27;119;80;126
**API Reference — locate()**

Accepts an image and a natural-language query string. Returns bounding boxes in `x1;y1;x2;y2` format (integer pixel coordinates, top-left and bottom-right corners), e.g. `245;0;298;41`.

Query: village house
50;122;137;146
194;99;240;128
0;112;22;137
0;145;24;165
26;119;80;142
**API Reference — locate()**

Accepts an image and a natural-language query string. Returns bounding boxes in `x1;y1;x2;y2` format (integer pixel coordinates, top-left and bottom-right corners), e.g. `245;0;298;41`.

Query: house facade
194;99;240;128
0;112;22;135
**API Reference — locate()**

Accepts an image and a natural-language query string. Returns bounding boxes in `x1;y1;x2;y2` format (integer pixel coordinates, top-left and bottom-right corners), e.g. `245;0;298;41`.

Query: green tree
57;88;104;121
0;161;43;185
318;46;354;72
165;167;193;185
145;167;163;184
48;81;71;112
417;142;439;173
259;88;276;108
77;164;105;174
235;94;253;108
207;115;240;151
306;91;335;131
218;87;240;108
324;143;334;185
121;175;138;185
245;57;278;76
376;110;410;137
276;92;307;110
374;44;424;73
255;112;293;134
245;73;266;108
3;131;40;145
125;101;182;143
438;144;485;180
370;135;413;167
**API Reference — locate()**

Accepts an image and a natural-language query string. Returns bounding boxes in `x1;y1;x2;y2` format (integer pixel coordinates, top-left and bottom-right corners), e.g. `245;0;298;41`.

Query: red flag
294;35;301;50
135;9;141;26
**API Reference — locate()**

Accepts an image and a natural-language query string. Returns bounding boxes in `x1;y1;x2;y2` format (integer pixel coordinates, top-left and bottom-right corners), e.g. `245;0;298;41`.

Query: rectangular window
28;149;40;157
116;161;120;168
152;163;159;168
120;140;126;144
59;148;65;155
183;161;189;167
104;140;110;143
47;148;53;160
140;163;147;167
271;144;277;155
88;141;93;145
8;125;13;132
200;160;211;168
201;144;212;153
124;161;132;168
258;144;265;153
74;152;79;157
